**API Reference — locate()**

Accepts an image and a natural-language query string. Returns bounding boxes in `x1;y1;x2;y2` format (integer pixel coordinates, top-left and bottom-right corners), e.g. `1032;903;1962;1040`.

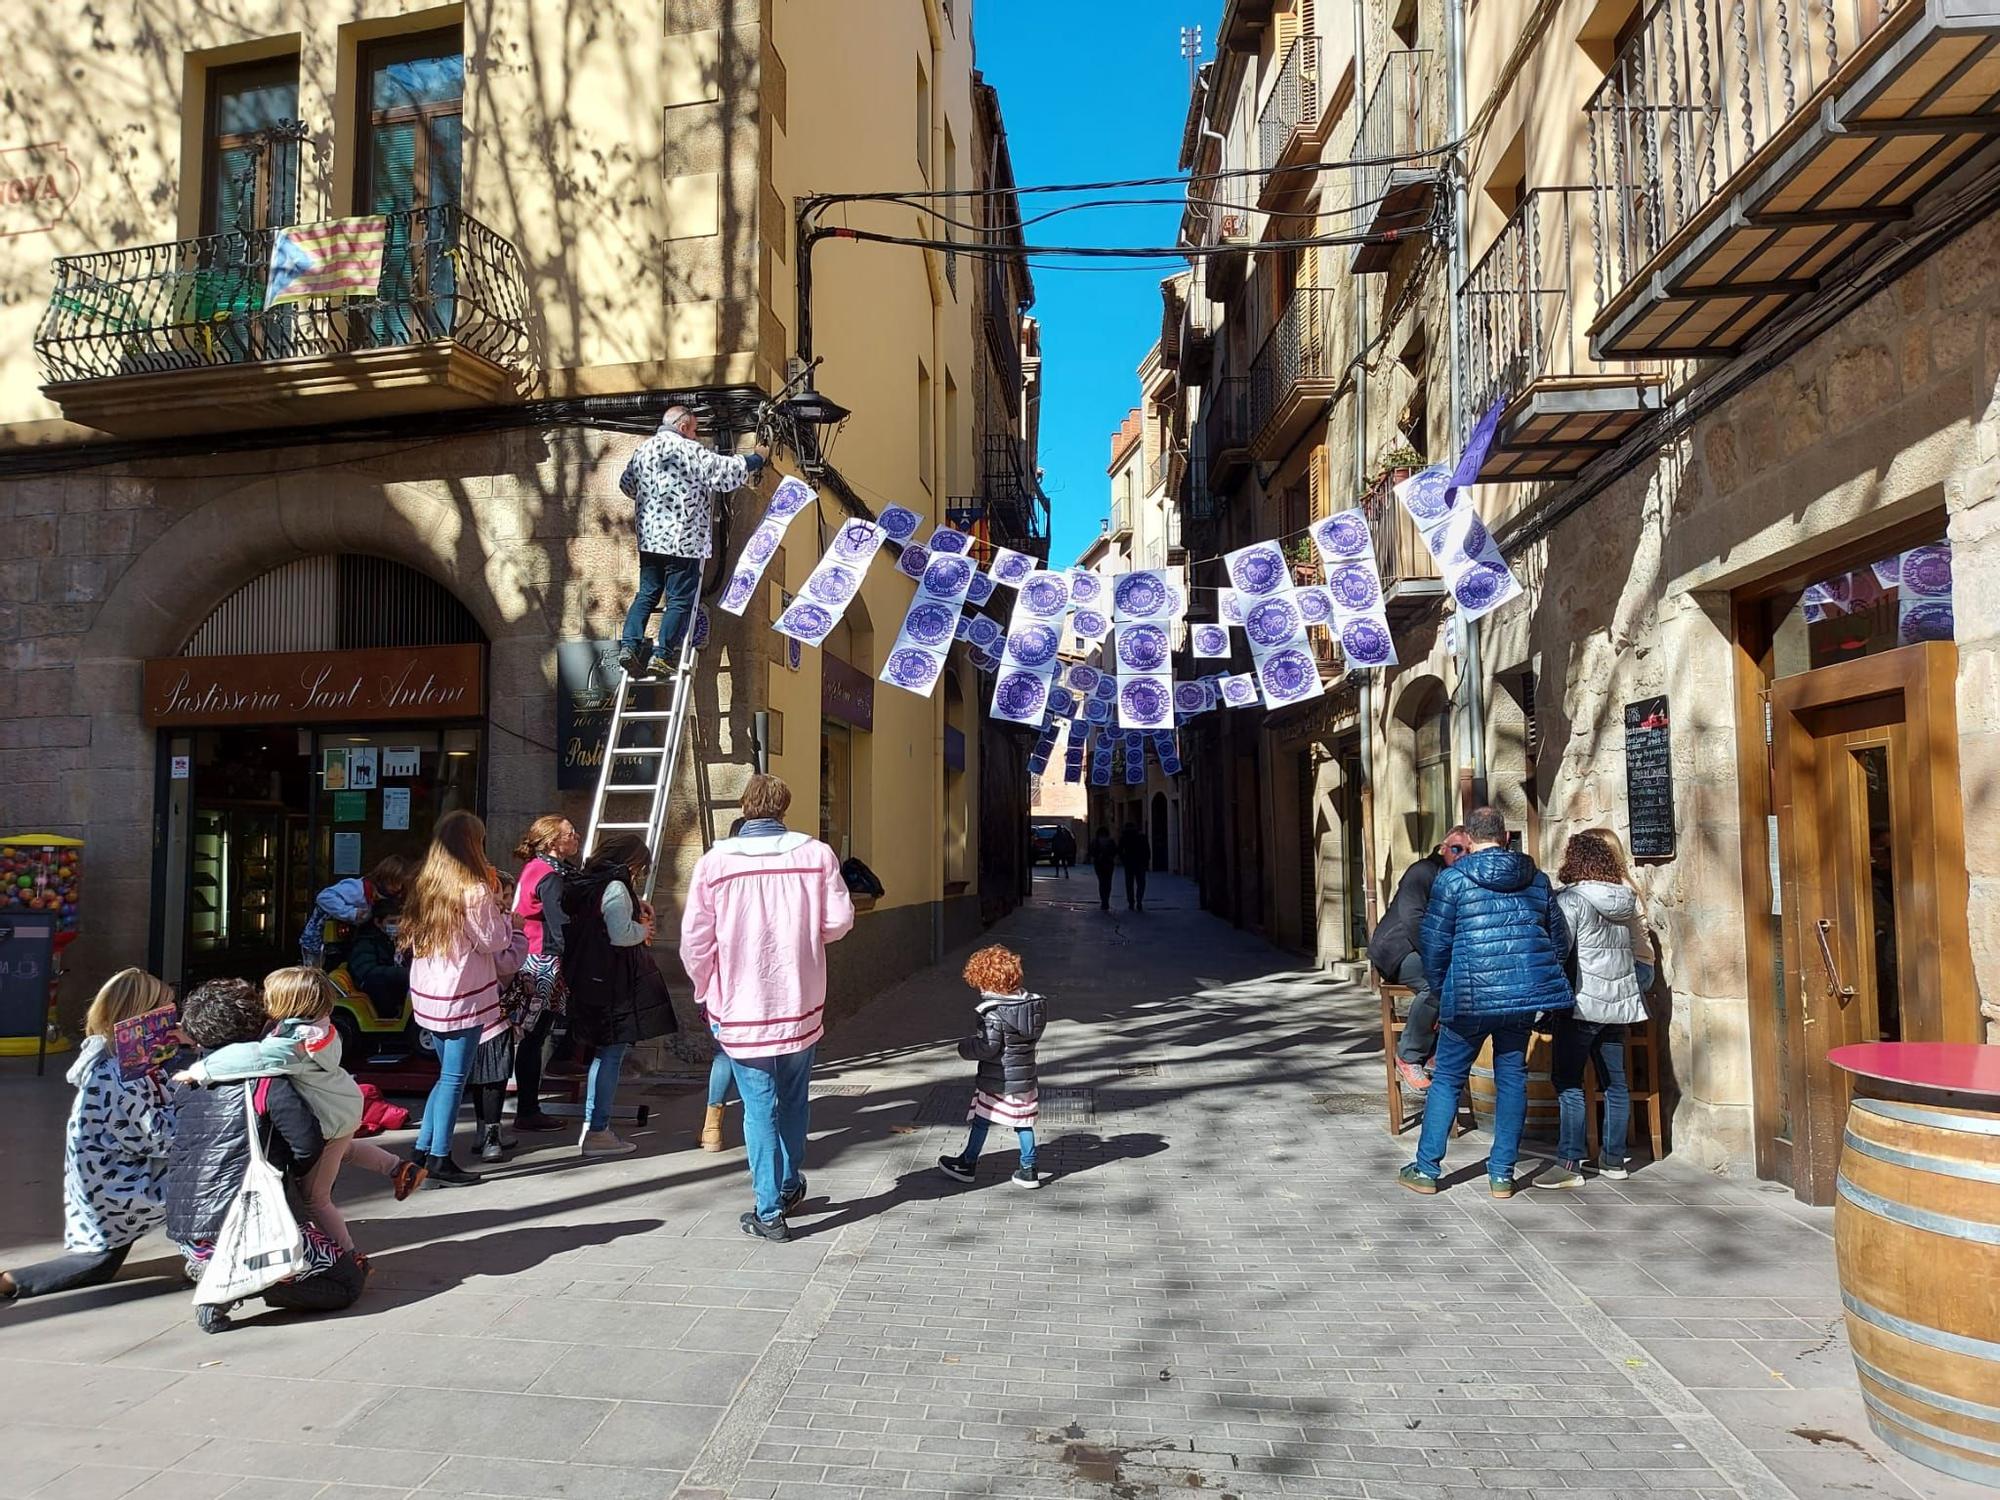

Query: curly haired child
938;945;1048;1190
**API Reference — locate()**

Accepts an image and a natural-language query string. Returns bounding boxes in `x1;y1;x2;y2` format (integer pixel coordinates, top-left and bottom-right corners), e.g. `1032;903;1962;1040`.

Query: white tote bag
194;1085;306;1307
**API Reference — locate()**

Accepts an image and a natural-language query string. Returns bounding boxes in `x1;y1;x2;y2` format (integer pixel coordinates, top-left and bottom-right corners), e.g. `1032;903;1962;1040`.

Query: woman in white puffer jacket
1540;830;1657;1190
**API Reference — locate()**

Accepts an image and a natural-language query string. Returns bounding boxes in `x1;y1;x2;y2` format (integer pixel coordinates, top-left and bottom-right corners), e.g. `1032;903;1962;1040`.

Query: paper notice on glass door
383;786;412;832
333;832;362;876
382;746;421;779
346;747;378;790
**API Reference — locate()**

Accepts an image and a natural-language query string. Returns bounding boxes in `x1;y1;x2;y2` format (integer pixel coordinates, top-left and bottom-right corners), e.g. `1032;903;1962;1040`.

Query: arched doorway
1150;792;1169;872
156;555;488;987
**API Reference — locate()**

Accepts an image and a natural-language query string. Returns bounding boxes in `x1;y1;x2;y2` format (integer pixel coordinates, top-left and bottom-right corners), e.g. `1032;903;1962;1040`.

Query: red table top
1829;1042;2000;1097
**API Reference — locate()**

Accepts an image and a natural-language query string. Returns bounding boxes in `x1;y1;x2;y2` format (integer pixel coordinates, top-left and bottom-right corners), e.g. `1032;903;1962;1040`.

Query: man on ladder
618;405;771;681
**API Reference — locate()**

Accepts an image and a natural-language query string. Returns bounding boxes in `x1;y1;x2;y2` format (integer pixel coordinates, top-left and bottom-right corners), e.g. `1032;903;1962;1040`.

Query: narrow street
0;874;1975;1500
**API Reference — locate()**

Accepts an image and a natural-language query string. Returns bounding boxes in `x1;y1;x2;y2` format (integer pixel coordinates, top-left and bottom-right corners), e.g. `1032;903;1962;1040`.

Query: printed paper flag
721;474;818;615
877;505;924;543
966;572;997;605
881;533;978;696
775;518;884;646
991;570;1071;725
1428;506;1524;622
893;541;932;581
1311;506;1397;668
989;547;1037;588
1191;622;1231;658
1226;541;1321;709
265;216;388;306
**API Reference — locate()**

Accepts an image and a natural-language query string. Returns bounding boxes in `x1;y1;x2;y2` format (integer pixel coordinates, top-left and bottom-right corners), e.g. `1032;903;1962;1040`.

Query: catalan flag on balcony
264;216;389;308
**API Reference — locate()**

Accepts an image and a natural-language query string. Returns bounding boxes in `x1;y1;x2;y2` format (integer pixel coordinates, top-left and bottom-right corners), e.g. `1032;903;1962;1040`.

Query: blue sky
974;2;1208;569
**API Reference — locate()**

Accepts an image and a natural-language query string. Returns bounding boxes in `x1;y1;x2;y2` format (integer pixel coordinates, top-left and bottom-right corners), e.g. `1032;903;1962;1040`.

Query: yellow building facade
0;0;1038;1026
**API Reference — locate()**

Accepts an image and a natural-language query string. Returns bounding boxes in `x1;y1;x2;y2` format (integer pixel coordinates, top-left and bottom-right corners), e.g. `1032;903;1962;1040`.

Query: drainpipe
1353;0;1380;929
1442;0;1489;811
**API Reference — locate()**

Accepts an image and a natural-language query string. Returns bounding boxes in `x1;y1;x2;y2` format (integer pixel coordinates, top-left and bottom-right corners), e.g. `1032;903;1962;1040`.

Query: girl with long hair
400;811;525;1186
2;969;177;1301
508;814;581;1134
1539;828;1656;1191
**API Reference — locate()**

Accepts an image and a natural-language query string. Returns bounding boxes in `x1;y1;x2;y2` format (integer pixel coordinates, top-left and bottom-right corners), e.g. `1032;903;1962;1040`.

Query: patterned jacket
61;1036;174;1252
620;423;760;558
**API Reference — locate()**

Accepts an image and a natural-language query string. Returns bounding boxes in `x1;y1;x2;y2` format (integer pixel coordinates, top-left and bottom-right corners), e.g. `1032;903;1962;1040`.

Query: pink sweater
409;886;524;1041
680;831;855;1057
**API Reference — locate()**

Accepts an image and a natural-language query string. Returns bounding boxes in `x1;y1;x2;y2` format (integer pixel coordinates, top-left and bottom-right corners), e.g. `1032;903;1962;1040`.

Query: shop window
1767;537;1954;678
1413;695;1452;855
203;55;302;234
821;722;854;859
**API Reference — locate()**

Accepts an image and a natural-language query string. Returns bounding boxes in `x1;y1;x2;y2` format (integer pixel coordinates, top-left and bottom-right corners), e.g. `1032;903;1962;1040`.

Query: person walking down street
618;405;770;681
1119;823;1151;912
1539;830;1656;1190
1399;807;1572;1199
401;811;526;1187
510;815;581;1134
1050;825;1077;879
937;945;1048;1190
681;774;855;1243
1367;827;1472;1094
1087;827;1119;912
1;969;176;1302
560;833;678;1158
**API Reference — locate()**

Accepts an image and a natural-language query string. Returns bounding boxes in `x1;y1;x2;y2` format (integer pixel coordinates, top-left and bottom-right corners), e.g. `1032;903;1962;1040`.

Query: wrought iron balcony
1587;0;2000;358
1461;188;1664;482
35;204;534;435
1109;493;1135;540
1203;375;1253;489
1248;286;1341;459
1185;424;1223;523
977;434;1048;554
1353;51;1438;274
1259;36;1326;198
985;257;1024;401
1180;257;1215;383
1360;465;1446;625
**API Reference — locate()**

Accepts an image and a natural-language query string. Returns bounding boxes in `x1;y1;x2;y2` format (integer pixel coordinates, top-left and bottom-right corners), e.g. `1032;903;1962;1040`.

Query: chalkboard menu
0;916;56;1044
1624;696;1675;860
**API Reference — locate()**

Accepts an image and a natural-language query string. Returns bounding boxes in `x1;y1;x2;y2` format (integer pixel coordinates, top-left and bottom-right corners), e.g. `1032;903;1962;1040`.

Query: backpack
841;856;885;898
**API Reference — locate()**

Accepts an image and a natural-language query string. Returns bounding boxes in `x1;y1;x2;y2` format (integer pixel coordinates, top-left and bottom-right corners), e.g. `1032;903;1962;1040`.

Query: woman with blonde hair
400;810;526;1185
2;969;178;1300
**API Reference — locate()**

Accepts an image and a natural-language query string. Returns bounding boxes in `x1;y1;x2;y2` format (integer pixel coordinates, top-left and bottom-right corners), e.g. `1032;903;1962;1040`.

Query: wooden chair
1379;982;1414;1135
1581;1014;1668;1162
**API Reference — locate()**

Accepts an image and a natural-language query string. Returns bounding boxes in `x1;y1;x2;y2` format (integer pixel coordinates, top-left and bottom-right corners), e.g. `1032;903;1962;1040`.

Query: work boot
425;1153;483;1187
700;1104;726;1153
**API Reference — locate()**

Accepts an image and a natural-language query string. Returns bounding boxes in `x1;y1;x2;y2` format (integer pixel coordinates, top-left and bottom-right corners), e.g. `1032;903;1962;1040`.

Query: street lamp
777;377;851;472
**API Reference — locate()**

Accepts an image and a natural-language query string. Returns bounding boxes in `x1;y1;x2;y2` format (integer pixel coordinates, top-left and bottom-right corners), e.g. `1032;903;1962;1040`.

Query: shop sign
142;644;484;727
1;143;81;239
554;640;622;792
822;653;874;732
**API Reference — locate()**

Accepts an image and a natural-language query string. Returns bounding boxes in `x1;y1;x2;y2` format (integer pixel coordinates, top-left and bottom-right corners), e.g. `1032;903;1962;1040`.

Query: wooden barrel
1835;1096;2000;1487
1467;1029;1561;1141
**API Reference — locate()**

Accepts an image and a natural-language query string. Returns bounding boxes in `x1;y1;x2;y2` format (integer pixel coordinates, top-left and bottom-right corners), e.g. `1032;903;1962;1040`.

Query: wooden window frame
202;54;302;235
354;28;464;215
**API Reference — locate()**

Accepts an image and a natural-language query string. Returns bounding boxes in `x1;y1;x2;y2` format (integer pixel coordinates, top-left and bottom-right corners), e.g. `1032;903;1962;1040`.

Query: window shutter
1308;444;1329;520
1300;0;1317;36
1275;7;1300;55
370;121;418;214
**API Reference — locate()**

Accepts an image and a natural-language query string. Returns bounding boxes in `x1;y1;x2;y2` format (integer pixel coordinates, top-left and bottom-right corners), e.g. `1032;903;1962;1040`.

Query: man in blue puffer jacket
1399;806;1571;1199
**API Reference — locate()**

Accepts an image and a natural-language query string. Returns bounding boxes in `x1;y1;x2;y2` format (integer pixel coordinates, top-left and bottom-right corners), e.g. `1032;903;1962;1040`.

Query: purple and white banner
1172;679;1210;720
1225;541;1322;709
1068;568;1111;643
774;517;885;646
966;571;997;605
1218;672;1259;709
720;474;818;616
989;547;1037;589
1427;506;1523;622
881;531;979;697
1111;569;1177;625
876;504;924;543
1190;622;1231;658
1311;507;1397;669
992;570;1071;725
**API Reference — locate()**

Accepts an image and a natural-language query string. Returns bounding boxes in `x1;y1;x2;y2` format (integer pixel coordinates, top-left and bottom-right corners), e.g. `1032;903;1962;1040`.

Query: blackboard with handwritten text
1624;696;1675;860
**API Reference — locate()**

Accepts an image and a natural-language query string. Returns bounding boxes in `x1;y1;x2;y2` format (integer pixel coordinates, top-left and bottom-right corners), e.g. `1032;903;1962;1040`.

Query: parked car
1030;824;1060;864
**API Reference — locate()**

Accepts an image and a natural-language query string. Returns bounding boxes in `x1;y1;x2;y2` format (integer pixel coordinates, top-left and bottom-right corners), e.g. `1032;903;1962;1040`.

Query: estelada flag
265;216;389;307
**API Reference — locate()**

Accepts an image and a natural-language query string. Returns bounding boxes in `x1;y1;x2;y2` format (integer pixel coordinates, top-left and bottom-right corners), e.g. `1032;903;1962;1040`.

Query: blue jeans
729;1046;814;1222
707;1049;737;1109
962;1116;1036;1170
1413;1019;1531;1182
623;552;703;664
417;1027;481;1156
585;1042;631;1131
1554;1018;1629;1165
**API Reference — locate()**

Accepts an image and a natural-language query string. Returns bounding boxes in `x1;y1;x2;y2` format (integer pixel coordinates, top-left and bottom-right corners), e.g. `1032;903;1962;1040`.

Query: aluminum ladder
581;622;701;904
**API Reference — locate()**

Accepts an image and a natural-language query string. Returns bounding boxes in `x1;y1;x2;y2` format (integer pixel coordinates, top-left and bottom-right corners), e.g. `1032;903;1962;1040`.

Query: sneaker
1489;1176;1517;1200
1536;1161;1586;1191
779;1176;808;1212
479;1126;505;1163
647;656;673;677
616;645;646;679
1011;1167;1042;1190
740;1211;791;1243
937;1155;977;1183
391;1158;428;1200
1597;1156;1632;1180
1398;1164;1440;1195
196;1304;233;1336
1394;1057;1432;1093
580;1128;637;1158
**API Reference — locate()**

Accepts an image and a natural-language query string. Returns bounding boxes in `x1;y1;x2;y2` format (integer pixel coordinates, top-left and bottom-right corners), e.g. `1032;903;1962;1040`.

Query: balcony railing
1110;494;1135;539
970;433;1049;554
1248;286;1340;456
1149;445;1178;495
1460;188;1664;481
1186;424;1222;523
1583;0;1993;356
1353;50;1437;273
1203;375;1253;487
1360;467;1444;609
1259;36;1321;175
36;204;533;387
984;257;1023;400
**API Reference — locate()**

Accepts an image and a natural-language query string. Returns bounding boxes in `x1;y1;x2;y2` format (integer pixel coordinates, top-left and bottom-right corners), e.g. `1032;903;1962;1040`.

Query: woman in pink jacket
399;811;525;1186
681;773;854;1241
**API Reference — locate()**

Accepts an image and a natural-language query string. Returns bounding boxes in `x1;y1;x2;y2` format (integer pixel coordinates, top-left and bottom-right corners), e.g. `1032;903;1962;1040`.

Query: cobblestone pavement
0;873;1975;1500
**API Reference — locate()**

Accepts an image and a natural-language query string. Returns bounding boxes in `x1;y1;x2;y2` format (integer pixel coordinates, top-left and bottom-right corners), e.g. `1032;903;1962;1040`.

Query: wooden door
1767;642;1973;1204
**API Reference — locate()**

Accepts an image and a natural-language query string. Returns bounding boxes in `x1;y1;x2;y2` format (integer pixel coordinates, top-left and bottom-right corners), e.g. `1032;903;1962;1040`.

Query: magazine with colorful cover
111;1004;180;1080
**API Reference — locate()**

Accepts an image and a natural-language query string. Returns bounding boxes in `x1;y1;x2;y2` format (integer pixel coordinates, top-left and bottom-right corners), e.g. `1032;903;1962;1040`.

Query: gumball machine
0;833;81;1066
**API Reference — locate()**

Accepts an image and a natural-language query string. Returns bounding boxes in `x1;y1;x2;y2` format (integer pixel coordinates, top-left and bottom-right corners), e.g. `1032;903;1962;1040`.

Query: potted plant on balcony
1284;535;1320;585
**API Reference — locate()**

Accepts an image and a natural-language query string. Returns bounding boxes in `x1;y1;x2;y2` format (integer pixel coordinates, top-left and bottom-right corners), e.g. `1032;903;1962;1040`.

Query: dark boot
425;1153;483;1187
